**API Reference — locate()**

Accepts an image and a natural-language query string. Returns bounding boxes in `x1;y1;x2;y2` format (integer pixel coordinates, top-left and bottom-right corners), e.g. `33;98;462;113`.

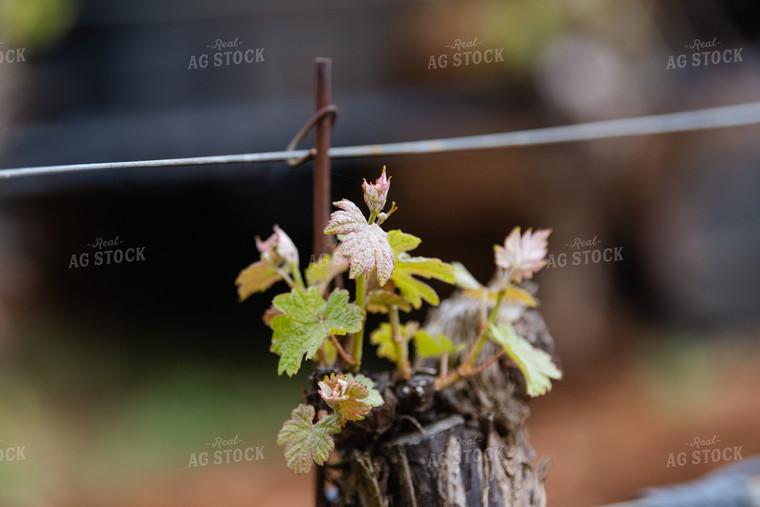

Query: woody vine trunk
312;291;554;506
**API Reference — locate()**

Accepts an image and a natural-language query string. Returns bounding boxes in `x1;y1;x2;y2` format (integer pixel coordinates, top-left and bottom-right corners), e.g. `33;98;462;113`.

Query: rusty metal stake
313;57;333;507
313;58;333;260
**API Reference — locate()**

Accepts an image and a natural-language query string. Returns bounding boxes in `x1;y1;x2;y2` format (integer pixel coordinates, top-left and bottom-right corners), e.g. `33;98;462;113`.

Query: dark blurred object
601;456;760;507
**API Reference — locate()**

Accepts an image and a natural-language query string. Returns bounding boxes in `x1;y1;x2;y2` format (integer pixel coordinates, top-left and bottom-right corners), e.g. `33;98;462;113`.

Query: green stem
330;335;356;366
276;267;297;290
350;274;367;373
435;350;505;391
389;305;411;380
290;262;306;290
462;288;505;371
437;277;514;390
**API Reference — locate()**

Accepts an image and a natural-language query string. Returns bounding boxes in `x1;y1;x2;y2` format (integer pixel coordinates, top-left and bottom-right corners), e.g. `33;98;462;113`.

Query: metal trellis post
314;58;333;260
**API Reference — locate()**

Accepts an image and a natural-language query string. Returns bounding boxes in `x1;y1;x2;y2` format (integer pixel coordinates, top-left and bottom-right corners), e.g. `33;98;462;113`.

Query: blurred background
1;0;759;505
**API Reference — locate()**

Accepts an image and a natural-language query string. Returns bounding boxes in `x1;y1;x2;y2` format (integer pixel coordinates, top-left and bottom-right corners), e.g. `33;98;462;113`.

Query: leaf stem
389;305;412;380
437;272;514;391
275;267;297;290
461;288;505;371
330;335;356;366
435;350;505;390
350;274;367;373
290;263;306;290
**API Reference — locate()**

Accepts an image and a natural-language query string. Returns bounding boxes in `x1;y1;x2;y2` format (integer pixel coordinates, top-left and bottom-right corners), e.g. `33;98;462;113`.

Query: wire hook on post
284;104;338;168
283;58;338;263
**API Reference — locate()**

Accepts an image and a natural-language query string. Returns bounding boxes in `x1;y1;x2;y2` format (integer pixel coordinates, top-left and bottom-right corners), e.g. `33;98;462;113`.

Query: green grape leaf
276;404;341;474
270;287;363;376
318;373;379;425
366;289;413;314
235;260;281;301
369;322;397;362
320;338;338;366
305;252;349;290
369;321;419;364
451;261;482;290
413;329;463;358
387;230;456;309
504;286;537;307
324;199;394;286
488;323;562;397
463;285;537;307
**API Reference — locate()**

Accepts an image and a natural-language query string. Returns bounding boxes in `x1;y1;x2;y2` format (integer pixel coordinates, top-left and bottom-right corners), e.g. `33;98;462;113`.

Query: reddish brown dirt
529;340;760;507
51;342;760;507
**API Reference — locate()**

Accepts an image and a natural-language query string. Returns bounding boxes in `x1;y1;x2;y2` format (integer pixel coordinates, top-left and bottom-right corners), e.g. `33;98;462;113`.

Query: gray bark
329;291;555;506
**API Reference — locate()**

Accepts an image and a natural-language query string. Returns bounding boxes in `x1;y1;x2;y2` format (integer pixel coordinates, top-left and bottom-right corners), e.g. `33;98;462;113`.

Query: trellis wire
3;100;760;180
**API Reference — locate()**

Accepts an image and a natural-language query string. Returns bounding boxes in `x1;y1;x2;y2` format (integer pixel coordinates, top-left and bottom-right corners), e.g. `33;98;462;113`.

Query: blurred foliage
0;359;305;502
634;332;758;422
480;0;564;72
0;0;77;53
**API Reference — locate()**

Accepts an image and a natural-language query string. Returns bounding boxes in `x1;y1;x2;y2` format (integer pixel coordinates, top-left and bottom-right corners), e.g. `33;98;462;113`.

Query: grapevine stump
312;290;556;506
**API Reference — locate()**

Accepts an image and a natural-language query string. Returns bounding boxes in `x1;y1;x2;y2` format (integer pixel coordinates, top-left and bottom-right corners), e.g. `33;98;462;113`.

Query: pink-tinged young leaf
494;227;551;284
362;166;391;215
348;374;384;408
318;373;372;425
324;199;394;286
236;225;300;301
318;373;384;426
257;225;300;266
276;403;341;474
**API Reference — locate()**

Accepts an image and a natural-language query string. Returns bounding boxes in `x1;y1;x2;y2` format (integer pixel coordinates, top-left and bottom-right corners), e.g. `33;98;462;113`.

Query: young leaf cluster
276;372;383;474
237;167;561;474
